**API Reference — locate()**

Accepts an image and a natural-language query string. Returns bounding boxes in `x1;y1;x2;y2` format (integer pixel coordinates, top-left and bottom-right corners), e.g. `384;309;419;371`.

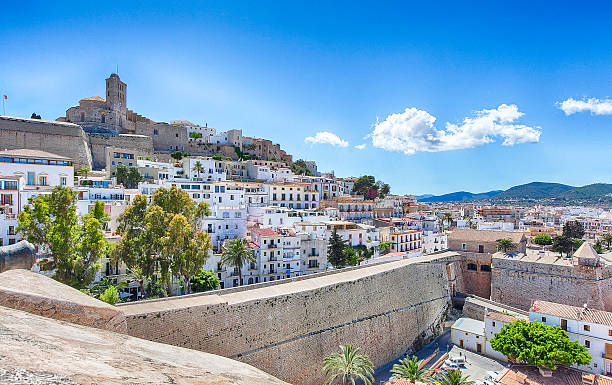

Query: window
585;340;591;348
461;243;467;251
584;325;591;332
541;316;547;322
60;177;67;186
492;321;496;327
480;264;491;272
467;263;477;271
27;172;35;185
101;114;105;123
478;244;484;253
38;176;47;186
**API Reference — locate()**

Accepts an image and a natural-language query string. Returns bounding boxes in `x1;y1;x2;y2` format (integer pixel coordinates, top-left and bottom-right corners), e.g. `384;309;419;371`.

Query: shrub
99;286;119;305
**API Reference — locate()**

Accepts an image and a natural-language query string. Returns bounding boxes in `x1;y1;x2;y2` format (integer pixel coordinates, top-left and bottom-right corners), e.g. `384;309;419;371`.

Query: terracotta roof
79;96;105;102
573;242;600;260
0;149;71;160
251;228;279;237
448;228;525;243
384;380;416;385
499;365;612;385
530;300;612;327
486;311;522;324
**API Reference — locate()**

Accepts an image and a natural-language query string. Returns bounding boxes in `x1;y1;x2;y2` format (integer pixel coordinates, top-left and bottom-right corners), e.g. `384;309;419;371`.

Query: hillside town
3;74;612;385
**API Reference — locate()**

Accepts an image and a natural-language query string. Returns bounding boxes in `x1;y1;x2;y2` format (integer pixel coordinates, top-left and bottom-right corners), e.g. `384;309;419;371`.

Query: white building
422;231;448;254
530;300;612;375
0;149;73;188
182;157;227;182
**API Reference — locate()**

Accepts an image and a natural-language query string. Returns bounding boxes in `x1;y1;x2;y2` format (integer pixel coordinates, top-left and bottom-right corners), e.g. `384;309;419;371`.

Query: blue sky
1;1;612;195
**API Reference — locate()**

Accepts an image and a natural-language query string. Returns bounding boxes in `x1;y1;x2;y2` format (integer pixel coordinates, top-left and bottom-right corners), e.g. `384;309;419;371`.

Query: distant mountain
491;182;574;201
417;182;612;204
415;194;434;200
555;183;612;202
419;190;502;202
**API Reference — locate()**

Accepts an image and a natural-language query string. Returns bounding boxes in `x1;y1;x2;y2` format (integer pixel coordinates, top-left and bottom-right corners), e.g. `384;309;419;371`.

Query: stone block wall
0;117;92;169
120;259;451;385
490;257;612;311
87;133;154;169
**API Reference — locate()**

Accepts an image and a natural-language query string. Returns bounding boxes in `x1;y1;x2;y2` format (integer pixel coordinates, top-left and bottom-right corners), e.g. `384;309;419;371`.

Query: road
371;327;452;384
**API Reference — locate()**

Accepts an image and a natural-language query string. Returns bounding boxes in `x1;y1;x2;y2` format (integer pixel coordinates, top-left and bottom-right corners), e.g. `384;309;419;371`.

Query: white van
449;356;465;366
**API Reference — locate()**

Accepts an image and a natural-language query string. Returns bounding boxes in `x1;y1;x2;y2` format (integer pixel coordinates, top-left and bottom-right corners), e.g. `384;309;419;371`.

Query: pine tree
327;229;348;269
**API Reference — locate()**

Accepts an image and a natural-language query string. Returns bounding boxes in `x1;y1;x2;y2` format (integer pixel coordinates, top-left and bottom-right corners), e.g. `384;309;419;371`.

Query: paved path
371;328;452;384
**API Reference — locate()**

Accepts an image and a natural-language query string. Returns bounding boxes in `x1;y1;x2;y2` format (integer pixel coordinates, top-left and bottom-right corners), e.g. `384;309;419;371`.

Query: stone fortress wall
490;255;612;311
88;133;154;169
0;116;93;169
119;254;457;385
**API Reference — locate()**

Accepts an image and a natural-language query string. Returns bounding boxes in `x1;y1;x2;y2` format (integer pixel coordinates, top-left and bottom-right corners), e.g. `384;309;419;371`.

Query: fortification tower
105;73;127;118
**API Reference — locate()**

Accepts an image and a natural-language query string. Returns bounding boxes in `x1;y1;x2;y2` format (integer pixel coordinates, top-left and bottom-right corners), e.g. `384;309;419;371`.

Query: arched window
467;263;478;271
101;114;105;123
248;277;254;285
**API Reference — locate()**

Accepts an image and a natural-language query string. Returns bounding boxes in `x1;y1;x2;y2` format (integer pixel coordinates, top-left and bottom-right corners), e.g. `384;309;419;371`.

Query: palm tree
496;238;516;253
443;212;453;229
603;233;612;249
436;370;474;385
76;167;89;178
192;160;204;180
390;355;429;383
219;239;256;286
322;344;374;385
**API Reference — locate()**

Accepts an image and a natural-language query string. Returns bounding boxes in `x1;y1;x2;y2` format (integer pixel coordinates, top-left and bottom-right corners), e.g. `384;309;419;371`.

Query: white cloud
370;104;541;155
355;143;366;150
304;131;349;147
558;97;612;115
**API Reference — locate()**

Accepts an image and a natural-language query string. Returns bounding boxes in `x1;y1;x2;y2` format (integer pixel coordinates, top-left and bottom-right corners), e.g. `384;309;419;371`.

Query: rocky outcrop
0;305;290;385
0;269;126;332
0;240;36;273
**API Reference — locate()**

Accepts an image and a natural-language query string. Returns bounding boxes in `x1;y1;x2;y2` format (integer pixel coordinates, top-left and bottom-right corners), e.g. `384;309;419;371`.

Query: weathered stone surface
0;269;126;332
0;240;36;273
0;305;289;385
120;253;456;385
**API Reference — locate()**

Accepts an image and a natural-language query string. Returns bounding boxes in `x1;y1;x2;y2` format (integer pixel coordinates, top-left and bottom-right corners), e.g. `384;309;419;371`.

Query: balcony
268;257;278;262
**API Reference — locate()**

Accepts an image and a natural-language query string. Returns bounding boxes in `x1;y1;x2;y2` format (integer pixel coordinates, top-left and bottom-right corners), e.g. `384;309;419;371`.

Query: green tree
436;370;475;385
562;221;585;239
219;239;256;286
496;238;516;253
603;233;612;248
594;240;604;254
490;320;590;370
115;164;143;188
192;160;204;180
191;268;220;292
327;229;348;269
344;246;359;266
552;235;575;257
390;355;429;383
30;113;41;119
379;241;391;254
322;344;374;385
189;131;202;139
161;214;212;294
533;234;552;245
113;186;211;296
99;286;119;305
171;151;183;160
76;167;90;178
17;187;110;289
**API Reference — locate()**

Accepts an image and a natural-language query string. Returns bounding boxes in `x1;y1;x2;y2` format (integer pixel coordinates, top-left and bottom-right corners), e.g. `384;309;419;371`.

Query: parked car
441;362;460;371
449;356;466;366
485;371;500;381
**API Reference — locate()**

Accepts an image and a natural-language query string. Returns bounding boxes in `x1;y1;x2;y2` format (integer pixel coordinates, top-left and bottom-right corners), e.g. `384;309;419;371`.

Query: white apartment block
202;205;247;250
389;227;422;254
267;184;319;209
251;228;303;283
183;157;227;182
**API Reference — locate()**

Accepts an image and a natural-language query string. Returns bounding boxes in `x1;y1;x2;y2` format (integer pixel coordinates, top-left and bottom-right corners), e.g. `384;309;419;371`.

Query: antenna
116;64;119;75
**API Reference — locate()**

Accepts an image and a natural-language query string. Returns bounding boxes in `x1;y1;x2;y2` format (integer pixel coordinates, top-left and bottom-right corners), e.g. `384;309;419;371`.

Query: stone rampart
490;256;612;311
87;133;154;169
0;116;92;168
119;255;455;385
